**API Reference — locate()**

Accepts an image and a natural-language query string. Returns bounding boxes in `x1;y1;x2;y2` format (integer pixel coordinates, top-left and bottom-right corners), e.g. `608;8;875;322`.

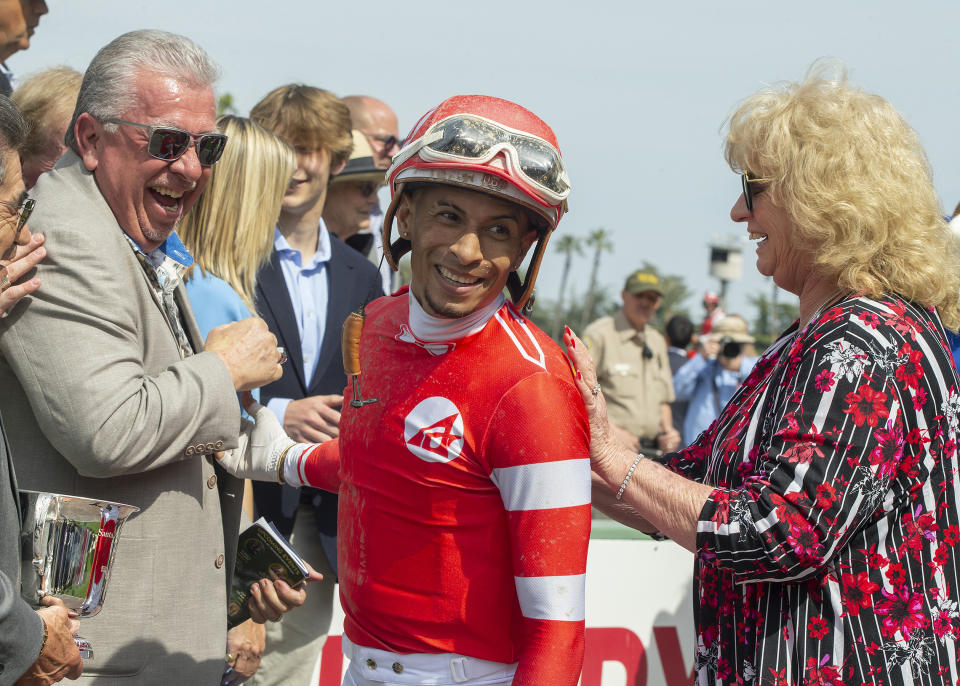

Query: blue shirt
184;269;260;405
947;330;960;371
673;353;759;445
266;222;332;423
185;269;252;340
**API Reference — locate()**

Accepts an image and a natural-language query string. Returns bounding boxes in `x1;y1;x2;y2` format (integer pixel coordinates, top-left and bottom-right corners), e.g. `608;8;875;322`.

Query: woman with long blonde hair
182;115;295;329
180;116;295;681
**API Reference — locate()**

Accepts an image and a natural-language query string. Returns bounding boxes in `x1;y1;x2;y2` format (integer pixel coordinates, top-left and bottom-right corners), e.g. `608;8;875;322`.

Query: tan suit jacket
0;153;243;684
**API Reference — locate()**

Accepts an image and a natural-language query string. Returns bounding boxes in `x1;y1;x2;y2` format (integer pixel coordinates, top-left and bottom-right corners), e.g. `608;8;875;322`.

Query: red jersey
298;291;590;686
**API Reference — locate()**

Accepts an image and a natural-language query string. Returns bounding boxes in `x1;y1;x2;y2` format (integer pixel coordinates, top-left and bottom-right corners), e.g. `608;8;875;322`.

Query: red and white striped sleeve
285;438;341;493
483;372;591;686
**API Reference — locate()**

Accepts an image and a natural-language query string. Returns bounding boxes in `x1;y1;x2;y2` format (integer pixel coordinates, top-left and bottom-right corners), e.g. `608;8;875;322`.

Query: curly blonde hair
725;61;960;330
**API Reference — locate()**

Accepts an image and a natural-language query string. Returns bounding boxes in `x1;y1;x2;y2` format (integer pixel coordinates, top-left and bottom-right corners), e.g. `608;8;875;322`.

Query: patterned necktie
131;249;194;360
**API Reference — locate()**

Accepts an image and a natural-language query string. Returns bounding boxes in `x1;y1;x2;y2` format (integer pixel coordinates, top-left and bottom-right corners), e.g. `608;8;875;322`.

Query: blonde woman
181;115;294;336
180;116;295;684
567;63;960;684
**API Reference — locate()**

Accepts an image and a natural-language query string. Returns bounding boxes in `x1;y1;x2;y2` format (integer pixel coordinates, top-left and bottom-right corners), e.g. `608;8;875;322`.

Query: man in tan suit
0;30;305;684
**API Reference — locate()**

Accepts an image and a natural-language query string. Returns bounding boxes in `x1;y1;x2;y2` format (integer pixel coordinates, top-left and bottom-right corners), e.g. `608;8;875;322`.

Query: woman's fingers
563;326;600;403
562;326;624;475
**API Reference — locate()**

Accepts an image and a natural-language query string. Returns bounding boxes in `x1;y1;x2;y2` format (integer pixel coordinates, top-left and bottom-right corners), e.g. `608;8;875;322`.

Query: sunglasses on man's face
741;173;774;213
368;133;400;152
358;181;383;197
103;118;228;166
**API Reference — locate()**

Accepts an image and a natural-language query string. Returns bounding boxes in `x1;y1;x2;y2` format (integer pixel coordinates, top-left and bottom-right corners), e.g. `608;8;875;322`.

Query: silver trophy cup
19;490;139;659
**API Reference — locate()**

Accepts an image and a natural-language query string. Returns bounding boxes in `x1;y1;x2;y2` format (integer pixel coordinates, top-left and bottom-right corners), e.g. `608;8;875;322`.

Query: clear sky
13;1;960;326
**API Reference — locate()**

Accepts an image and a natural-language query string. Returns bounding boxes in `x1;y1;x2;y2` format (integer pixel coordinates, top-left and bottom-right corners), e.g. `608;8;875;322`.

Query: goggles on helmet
390;114;571;206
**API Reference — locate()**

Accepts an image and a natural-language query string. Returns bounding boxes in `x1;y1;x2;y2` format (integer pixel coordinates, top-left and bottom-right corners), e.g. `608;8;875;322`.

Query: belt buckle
450;656;468;683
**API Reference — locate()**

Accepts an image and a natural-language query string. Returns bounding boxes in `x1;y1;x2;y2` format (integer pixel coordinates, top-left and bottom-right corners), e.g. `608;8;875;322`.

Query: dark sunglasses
741;173;774;213
0;196;35;253
358;181;383;197
368;133;401;151
103;118;228;166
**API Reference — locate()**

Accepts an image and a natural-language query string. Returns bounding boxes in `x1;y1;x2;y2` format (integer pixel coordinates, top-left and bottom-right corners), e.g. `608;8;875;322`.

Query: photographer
672;315;758;444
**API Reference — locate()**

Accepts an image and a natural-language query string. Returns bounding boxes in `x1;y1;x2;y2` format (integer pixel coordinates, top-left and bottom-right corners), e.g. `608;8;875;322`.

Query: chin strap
508;229;551;312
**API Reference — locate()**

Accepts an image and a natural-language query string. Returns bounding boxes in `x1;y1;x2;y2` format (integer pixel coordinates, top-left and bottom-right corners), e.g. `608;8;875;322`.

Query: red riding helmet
382;95;570;310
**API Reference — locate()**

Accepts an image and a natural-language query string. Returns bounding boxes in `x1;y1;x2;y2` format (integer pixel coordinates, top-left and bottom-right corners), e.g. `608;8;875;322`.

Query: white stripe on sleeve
515;574;586;622
490;459;590;511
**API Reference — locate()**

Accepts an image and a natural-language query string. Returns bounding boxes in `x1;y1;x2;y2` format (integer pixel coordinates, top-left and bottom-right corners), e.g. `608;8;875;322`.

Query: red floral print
896;343;924;391
814;369;836;392
885;563;907;586
808;616;829;639
815;483;838;509
841;572;880;616
843;385;890;427
874;586;929;637
868;422;903;480
680;295;960;684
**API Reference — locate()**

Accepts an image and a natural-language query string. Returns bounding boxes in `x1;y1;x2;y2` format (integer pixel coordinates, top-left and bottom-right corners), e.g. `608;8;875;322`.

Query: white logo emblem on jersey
404;397;464;463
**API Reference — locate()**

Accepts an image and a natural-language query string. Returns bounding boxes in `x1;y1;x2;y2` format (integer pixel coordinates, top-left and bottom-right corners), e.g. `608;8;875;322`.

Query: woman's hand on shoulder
0;231;44;318
563;326;628;480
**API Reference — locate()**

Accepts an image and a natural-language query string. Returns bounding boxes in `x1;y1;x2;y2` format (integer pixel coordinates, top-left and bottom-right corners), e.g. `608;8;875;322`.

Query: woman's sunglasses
103;118;228;166
741;173;774;213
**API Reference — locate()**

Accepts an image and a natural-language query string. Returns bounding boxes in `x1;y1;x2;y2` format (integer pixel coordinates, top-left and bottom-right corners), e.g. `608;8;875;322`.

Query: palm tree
551;235;582;340
217;93;236;116
578;228;613;332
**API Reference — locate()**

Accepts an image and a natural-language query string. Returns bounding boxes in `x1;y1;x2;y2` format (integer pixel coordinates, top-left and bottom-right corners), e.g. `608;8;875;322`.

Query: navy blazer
252;236;384;569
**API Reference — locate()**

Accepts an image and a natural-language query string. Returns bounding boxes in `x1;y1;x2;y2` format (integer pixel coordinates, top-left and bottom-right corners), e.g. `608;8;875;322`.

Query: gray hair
65;30;220;153
0;95;27;185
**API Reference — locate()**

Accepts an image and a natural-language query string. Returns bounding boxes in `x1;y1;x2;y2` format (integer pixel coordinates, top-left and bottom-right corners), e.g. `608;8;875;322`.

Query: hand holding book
227;517;323;628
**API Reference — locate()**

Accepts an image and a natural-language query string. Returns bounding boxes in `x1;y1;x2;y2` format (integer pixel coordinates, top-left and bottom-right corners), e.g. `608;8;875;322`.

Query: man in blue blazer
249;84;383;686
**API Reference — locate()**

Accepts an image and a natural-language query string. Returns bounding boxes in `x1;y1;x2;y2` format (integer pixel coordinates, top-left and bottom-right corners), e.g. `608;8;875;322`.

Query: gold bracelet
276;444;296;485
37;617;49;658
615;453;645;501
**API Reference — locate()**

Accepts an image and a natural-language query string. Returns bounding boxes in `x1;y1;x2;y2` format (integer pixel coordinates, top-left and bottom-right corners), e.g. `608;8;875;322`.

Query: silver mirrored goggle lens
425;116;569;197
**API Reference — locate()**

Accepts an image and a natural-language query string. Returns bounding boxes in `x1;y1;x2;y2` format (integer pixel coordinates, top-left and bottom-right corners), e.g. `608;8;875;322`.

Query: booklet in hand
227;516;310;628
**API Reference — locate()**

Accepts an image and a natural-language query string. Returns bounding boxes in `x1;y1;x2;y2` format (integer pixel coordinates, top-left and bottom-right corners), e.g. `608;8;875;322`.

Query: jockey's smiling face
397;184;536;319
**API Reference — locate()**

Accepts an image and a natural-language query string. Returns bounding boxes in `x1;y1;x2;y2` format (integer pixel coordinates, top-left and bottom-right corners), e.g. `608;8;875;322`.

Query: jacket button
365;658;376;670
207;475;217;489
215;440;224;450
215;554;224;568
185;446;195;456
195;443;206;454
392;662;403;674
206;442;214;452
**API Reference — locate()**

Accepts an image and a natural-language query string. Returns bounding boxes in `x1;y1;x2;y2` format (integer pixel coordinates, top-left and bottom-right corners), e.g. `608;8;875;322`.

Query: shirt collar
123;232;193;292
613;309;644;342
273;218;332;268
124;231;194;269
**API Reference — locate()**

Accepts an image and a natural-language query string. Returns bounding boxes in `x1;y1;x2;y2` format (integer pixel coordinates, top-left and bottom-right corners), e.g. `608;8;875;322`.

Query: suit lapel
175;285;205;354
256;250;307;391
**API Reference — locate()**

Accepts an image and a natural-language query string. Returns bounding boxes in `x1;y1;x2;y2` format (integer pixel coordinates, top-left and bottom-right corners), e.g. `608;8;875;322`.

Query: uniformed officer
582;270;682;454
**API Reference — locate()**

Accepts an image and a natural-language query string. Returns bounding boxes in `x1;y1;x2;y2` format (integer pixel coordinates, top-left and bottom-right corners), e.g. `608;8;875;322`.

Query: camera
719;337;742;359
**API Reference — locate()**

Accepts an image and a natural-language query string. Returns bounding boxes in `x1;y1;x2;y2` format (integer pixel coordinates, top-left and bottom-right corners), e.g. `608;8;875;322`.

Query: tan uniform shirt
583;311;675;439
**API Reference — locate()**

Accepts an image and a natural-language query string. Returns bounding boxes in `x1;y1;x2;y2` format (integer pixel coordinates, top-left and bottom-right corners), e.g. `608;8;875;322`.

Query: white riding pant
341;636;517;686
